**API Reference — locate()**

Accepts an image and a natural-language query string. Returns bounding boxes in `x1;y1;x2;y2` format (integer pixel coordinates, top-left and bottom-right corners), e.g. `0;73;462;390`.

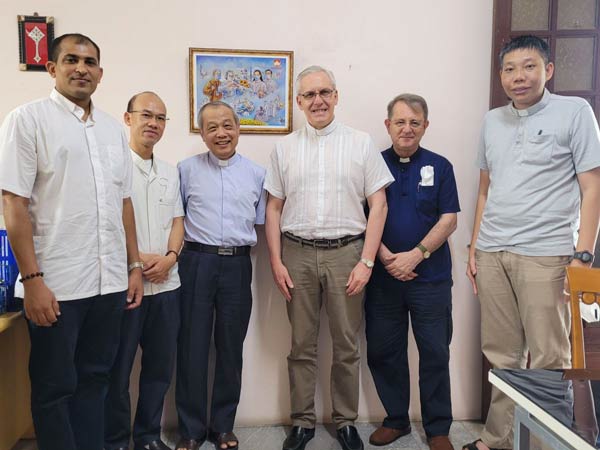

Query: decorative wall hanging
18;14;54;71
189;48;294;134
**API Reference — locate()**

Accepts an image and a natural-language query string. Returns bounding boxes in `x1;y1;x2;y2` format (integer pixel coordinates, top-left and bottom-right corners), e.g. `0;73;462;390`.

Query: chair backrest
567;266;600;368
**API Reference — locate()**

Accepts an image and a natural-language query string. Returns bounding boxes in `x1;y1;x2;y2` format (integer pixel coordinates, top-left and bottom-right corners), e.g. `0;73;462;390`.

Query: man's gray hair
387;93;429;121
295;65;337;93
197;101;240;129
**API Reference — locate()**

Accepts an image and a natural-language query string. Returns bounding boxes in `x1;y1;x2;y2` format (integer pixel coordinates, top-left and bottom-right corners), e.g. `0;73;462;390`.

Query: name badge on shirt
419;165;434;187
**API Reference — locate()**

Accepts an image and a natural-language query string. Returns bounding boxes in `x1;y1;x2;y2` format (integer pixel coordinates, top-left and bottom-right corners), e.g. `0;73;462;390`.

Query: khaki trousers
282;236;364;428
476;250;571;449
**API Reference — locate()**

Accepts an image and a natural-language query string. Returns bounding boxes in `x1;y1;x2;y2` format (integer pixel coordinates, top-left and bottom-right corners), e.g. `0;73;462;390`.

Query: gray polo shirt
476;89;600;256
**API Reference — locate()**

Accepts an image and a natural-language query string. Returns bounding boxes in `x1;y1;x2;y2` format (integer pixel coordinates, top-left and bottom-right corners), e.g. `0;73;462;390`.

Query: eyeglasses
298;88;336;100
393;120;424;129
129;110;169;124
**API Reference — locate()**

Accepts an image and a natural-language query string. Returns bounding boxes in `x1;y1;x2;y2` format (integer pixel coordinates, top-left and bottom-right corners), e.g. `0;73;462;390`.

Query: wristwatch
417;243;431;259
360;258;375;269
573;250;594;264
128;261;144;272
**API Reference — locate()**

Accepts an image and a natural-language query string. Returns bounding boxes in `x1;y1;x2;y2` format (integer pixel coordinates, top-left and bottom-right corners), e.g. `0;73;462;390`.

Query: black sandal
209;431;239;450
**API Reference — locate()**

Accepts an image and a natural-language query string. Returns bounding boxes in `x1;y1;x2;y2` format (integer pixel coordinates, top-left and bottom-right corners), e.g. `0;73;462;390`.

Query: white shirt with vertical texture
0;89;133;301
265;120;394;239
130;150;184;296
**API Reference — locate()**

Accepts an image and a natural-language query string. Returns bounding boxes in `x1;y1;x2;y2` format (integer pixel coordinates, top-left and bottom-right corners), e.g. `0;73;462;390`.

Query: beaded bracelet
19;271;44;283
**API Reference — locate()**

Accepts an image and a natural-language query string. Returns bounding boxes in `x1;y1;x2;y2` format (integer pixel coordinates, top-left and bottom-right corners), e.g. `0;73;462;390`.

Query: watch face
575;251;594;263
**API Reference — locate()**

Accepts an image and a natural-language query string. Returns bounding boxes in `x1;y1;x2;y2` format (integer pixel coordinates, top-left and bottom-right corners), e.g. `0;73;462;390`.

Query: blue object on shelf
0;229;19;313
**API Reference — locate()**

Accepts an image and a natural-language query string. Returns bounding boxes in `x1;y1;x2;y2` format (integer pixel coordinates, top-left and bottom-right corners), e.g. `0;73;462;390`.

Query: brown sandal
209;431;239;450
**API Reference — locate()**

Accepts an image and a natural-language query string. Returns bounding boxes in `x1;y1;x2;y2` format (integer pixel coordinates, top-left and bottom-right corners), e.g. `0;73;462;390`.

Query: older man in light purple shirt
175;101;266;450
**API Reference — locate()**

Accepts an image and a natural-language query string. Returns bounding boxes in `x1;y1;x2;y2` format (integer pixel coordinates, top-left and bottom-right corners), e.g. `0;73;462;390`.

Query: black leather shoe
336;425;364;450
135;439;172;450
282;426;315;450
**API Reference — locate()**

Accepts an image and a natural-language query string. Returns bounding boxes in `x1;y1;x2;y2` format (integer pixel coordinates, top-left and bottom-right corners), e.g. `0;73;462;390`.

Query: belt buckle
218;247;234;256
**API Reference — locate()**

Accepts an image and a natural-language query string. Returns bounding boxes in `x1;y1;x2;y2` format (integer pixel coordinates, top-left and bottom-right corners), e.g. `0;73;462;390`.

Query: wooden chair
566;266;600;368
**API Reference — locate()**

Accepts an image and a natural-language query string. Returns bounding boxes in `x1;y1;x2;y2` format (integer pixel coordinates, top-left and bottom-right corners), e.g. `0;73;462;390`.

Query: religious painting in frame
18;15;54;71
189;48;294;134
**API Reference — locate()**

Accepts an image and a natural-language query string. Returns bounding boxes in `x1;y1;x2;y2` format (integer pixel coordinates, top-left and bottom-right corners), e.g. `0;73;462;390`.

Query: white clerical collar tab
208;151;239;167
307;119;338;136
399;157;410;163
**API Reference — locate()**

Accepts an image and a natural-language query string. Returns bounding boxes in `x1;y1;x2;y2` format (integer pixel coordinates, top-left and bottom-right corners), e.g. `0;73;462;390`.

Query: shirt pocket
158;177;177;229
416;185;438;216
523;134;555;165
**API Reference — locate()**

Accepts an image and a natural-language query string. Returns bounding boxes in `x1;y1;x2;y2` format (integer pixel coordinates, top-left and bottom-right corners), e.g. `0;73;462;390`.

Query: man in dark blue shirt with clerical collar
366;94;460;450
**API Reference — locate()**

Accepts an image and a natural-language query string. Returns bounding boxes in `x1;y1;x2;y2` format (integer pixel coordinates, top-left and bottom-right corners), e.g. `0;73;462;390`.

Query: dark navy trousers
176;248;252;440
27;291;126;450
365;277;453;437
105;288;180;449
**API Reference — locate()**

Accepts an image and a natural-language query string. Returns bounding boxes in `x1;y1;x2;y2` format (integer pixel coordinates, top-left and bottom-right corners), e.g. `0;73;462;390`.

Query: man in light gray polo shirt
465;35;600;450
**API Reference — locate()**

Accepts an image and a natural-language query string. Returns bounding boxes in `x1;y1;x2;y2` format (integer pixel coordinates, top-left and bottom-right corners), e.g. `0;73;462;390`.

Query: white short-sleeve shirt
130;150;184;296
264;120;394;239
0;89;133;301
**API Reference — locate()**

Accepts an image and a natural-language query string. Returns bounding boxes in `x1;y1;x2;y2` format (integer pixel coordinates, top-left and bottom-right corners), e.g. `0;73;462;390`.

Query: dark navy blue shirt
374;146;460;283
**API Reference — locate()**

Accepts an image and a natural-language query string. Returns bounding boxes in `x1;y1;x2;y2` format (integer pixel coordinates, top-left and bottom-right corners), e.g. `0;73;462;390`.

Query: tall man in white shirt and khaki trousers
105;92;184;450
265;65;394;450
0;34;143;450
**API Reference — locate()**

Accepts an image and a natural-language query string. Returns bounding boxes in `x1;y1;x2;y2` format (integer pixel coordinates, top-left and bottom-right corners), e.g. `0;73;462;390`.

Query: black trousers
365;278;453;437
28;291;126;450
105;289;180;449
176;248;252;440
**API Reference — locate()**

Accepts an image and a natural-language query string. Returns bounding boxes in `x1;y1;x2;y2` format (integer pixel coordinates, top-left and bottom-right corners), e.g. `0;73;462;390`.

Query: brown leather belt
283;232;364;249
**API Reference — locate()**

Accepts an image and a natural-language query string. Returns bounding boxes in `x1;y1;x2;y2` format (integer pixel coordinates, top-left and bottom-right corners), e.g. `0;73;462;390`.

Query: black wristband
19;271;44;283
165;250;179;262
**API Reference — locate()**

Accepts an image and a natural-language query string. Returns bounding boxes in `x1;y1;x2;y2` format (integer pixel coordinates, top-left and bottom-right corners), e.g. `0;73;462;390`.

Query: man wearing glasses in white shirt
105;92;184;450
265;65;393;450
0;33;143;450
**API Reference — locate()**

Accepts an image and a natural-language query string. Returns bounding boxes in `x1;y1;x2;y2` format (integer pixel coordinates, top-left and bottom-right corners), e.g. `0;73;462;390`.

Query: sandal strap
462;439;483;450
212;431;238;445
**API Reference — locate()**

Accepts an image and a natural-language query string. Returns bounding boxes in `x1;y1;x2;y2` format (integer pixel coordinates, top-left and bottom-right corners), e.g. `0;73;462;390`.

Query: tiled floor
11;421;483;450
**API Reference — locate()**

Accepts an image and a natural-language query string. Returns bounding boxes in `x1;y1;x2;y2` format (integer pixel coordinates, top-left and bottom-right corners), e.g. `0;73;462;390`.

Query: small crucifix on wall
18;14;54;71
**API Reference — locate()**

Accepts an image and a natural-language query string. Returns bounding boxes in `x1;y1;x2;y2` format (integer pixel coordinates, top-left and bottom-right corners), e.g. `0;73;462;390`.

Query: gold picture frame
189;47;294;134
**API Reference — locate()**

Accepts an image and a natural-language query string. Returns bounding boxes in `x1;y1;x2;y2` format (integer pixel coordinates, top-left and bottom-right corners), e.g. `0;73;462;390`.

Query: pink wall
0;0;494;425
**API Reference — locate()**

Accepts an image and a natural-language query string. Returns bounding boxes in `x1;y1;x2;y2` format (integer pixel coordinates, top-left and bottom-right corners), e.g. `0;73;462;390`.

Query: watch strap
360;258;374;268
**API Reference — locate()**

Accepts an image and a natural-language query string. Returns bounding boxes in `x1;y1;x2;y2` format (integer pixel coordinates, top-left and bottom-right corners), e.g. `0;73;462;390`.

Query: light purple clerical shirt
178;151;266;246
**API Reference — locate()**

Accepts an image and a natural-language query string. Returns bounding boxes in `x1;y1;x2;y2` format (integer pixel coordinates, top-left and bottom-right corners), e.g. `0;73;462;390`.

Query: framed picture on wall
189;48;294;134
18;14;54;71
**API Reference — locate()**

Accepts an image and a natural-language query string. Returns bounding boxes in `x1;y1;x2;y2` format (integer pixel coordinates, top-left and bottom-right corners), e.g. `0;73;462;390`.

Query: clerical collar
510;88;550;117
392;146;421;163
306;118;338;136
208;151;239;167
